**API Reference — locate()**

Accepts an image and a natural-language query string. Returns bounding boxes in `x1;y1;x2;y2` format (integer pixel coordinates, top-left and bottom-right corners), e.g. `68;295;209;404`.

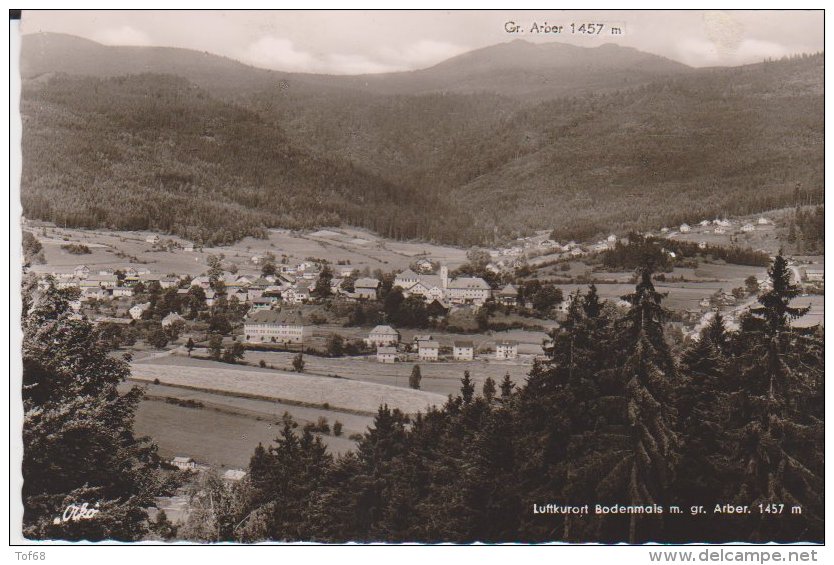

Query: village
21;210;824;494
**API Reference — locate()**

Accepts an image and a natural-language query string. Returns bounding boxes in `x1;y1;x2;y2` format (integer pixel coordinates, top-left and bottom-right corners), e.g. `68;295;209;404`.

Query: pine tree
604;267;679;542
482;377;497;402
728;254;823;541
499;373;515;399
460;371;475;404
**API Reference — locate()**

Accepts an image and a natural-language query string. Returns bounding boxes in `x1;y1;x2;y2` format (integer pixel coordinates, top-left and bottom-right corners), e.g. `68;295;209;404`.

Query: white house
112;287;134;298
714;227;726;235
368;325;400;347
376;346;399;363
495;340;518;360
740;223;756;233
453;340;474;361
415;258;434;273
284;284;311;304
679;223;691;233
146;234;160;244
74;265;90;278
757;217;771;225
161;312;185;327
418;340;440;361
129;302;151;320
160;276;179;289
171;456;196;470
243;309;306;344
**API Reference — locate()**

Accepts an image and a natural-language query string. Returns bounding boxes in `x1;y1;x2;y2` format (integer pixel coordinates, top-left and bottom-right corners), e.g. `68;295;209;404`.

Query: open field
24;223;468;277
120;381;371;469
129;360;446;415
143;351;535;398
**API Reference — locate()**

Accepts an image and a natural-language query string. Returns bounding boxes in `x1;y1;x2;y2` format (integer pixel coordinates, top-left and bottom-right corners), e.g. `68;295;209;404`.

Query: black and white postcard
11;8;825;555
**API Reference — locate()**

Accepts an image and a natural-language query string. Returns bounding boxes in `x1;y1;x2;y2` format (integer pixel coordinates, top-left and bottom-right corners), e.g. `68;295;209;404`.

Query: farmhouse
415;258;434;273
679;223;691;233
243;309;306;344
171;456;196;470
283;284;311;304
129;302;151;320
495;340;518;360
418;340;440;361
453;340;475;361
757;217;771;225
368;325;401;347
496;284;519;306
740;223;756;233
376;346;399;363
354;278;381;300
74;265;90;278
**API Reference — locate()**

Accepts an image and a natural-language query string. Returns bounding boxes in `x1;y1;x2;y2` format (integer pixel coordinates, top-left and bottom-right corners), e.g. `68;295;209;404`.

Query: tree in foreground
22;279;161;540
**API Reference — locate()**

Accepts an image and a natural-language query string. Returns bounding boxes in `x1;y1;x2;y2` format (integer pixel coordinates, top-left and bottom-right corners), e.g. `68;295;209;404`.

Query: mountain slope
18;34;823;245
21;33;690;101
21;74;473;245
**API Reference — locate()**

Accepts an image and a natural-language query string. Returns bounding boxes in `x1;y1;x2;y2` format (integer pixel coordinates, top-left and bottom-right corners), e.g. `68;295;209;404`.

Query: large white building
394;265;491;306
418;340;440;361
368;325;401;347
243;309;306;344
495;340;518;360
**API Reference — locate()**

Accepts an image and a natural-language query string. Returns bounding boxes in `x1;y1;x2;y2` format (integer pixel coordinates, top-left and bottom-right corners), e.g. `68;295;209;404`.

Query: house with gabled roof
354;278;380;300
418;340;440;361
376;346;399;363
368;325;400;347
495;340;518;360
453;340;474;361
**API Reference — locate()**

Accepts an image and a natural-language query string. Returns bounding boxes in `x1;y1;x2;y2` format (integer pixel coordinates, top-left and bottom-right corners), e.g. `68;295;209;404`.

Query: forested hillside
21;74;474;245
19;34;823;245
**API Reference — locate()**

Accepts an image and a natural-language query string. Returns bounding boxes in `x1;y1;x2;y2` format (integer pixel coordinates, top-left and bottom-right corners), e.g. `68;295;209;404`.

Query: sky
20;10;824;75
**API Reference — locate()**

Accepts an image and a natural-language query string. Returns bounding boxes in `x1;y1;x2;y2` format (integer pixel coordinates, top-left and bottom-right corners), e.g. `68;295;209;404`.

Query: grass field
120;381;372;469
25;223;468;277
129;359;446;415
139;353;535;399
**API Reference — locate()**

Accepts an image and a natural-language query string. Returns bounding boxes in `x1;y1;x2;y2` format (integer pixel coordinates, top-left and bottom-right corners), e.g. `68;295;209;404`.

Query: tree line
177;254;823;543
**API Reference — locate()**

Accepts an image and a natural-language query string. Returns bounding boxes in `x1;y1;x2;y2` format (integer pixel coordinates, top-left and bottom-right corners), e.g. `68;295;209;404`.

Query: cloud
240;36;316;72
239;35;469;75
383;40;469;68
91;26;152;46
676;34;792;67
